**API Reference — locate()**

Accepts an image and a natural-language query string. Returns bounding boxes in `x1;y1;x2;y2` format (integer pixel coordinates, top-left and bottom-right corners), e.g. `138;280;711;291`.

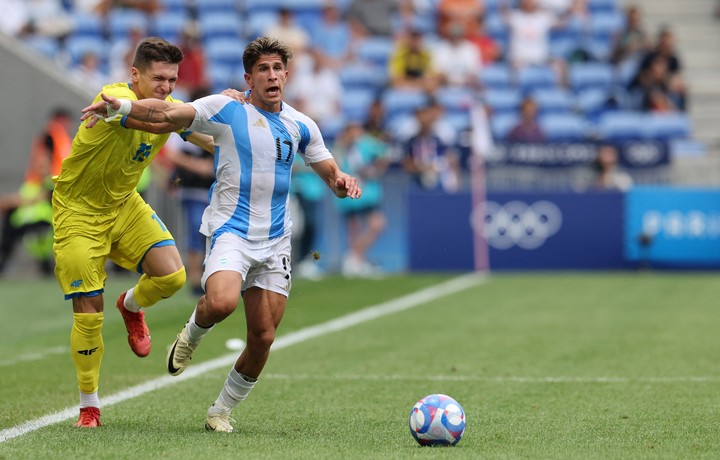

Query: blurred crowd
0;0;693;278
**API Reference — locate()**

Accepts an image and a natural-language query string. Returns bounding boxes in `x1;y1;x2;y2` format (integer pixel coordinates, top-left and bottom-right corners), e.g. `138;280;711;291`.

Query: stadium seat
575;88;612;119
483;88;523;115
198;12;243;40
643;113;692;141
539;113;590;141
381;88;429;119
531;88;574;115
355;37;394;67
245;11;279;39
569;62;614;92
196;0;239;13
151;12;189;42
588;0;618;14
589;12;625;41
490;112;519;140
24;36;60;59
517;65;558;91
70;12;105;38
339;62;387;91
479;63;513;89
443;112;471;133
107;9;149;40
207;61;237;92
65;35;109;66
435;86;474;114
243;0;284;12
341;88;376;122
205;37;246;68
597;110;646;141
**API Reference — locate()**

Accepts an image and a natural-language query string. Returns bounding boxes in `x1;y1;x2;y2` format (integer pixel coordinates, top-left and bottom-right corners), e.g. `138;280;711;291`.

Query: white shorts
202;232;292;298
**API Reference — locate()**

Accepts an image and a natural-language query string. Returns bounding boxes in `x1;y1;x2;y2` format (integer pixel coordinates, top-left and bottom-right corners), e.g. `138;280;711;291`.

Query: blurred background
0;0;718;280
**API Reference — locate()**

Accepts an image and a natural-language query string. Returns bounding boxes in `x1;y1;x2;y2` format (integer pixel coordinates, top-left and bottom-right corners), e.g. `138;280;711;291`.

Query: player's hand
221;88;249;104
335;175;362;199
80;93;121;128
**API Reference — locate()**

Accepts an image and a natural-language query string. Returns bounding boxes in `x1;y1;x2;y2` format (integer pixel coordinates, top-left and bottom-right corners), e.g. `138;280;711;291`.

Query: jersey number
275;137;293;163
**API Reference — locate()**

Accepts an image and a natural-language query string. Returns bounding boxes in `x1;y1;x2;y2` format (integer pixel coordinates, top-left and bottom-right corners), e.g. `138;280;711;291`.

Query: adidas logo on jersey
253;119;267;129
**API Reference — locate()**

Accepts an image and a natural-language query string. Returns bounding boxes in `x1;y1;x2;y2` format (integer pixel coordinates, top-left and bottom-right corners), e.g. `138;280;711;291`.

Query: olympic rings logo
471;200;563;250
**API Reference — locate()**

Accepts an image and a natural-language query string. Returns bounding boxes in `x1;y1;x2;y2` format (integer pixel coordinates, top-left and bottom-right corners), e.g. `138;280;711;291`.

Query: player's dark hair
132;37;184;70
243;37;293;73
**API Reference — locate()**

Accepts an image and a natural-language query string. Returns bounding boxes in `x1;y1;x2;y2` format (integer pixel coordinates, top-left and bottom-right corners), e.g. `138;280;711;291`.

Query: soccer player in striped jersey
54;37;218;428
81;37;362;432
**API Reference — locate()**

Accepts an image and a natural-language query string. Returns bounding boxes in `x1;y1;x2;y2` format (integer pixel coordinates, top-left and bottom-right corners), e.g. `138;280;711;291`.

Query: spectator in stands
175;23;209;100
639;26;687;110
627;54;683;112
22;0;74;39
611;5;652;65
75;0;160;16
591;144;633;191
506;96;545;142
310;2;352;69
388;28;440;92
402;100;462;192
346;0;398;38
72;51;109;93
468;14;501;64
432;21;483;88
334;122;390;278
364;97;393;144
436;0;485;39
264;8;310;54
0;0;29;37
0;108;73;276
285;50;342;129
109;25;145;82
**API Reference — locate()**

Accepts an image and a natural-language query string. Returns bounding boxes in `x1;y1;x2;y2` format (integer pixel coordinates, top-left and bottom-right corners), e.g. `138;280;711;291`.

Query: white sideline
0;273;485;443
0;346;67;367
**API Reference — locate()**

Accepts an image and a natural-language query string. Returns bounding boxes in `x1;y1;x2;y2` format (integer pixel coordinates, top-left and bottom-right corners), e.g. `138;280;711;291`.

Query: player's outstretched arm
310;158;362;199
81;93;197;129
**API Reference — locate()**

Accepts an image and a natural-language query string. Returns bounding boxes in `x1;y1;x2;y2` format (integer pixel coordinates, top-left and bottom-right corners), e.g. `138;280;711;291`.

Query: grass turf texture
1;272;719;459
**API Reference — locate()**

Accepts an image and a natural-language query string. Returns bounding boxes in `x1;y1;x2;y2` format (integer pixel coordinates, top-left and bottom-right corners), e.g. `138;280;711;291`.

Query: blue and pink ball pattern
408;394;466;446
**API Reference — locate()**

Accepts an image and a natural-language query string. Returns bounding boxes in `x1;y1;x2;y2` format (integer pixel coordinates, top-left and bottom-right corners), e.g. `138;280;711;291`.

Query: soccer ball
408;394;466;446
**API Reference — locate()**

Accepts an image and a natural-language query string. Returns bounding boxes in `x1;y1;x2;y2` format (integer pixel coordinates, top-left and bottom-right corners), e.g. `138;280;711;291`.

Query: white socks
79;391;100;409
185;308;214;344
123;288;141;313
210;368;257;413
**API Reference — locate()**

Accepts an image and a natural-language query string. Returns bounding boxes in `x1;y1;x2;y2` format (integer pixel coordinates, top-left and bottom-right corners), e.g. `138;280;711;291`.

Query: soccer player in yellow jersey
52;37;213;428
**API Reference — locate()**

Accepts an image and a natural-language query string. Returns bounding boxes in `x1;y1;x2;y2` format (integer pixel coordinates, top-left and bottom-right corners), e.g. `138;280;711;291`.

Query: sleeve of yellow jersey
97;83;137;127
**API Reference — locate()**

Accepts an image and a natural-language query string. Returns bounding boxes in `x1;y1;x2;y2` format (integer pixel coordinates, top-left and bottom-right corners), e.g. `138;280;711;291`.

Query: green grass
1;272;719;459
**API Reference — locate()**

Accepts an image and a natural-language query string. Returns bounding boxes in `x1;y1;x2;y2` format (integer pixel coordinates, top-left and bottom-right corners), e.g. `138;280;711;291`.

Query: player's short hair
132;37;184;70
243;37;293;73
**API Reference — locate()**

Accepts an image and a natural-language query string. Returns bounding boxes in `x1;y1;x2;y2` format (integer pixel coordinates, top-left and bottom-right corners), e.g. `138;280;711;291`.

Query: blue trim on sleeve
135;239;177;274
64;289;104;300
179;130;193;141
120;115;129;127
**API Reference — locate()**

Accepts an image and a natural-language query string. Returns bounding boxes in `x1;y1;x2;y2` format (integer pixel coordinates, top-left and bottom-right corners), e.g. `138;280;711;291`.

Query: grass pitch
1;271;719;459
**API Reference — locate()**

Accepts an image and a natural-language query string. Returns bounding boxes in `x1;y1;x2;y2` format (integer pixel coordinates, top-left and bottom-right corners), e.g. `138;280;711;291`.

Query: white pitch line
0;273;486;443
0;346;68;367
262;374;720;383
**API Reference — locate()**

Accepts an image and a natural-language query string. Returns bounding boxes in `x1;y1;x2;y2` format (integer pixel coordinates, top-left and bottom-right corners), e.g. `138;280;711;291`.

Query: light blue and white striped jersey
188;95;333;242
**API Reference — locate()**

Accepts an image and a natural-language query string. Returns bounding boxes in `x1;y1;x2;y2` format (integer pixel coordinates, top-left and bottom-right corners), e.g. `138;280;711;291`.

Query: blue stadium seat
588;0;618;13
569;62;614;92
107;9;149;40
196;0;238;13
381;88;429;119
70;12;105;38
243;0;284;12
207;61;237;92
575;88;611;119
355;37;394;67
483;88;523;115
65;35;109;66
597;110;646;141
151;12;189;42
643;113;692;141
517;65;558;91
479;63;513;89
245;11;279;39
24;36;60;59
531;88;574;115
490;113;519;140
339;62;387;91
443;112;471;132
205;37;246;68
341;88;376;122
198;12;243;39
435;86;474;114
539;113;589;141
589;12;625;41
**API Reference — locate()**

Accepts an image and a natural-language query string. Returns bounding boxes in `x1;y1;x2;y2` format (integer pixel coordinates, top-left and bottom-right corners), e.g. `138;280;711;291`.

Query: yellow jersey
53;82;183;213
